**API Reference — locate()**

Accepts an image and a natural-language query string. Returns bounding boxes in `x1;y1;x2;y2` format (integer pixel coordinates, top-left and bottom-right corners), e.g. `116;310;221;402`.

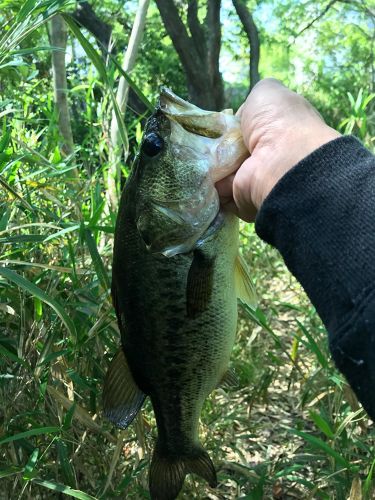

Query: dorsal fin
235;253;257;309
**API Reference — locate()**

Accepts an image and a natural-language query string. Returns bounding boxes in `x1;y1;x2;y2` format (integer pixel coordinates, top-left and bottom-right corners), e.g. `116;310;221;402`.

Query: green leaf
0;234;46;243
308;410;335;439
89;200;105;228
0;175;34;212
31;478;97;499
0;466;23;479
110;56;153;112
363;93;375;108
57;440;76;488
290;429;351;469
0;267;77;341
0;343;29;368
354;88;363;113
297;319;328;369
11;46;64;56
0;426;60;445
0;207;10;230
62;13;129;153
23;448;39;480
364;457;375;495
17;0;39;21
43;224;80;243
37;349;69;366
34;296;43;321
84;228;110;291
335;408;364;438
62;402;76;431
0;130;10;153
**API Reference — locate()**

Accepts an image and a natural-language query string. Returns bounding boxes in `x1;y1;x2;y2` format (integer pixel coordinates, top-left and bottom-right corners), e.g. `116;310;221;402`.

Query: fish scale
103;88;256;500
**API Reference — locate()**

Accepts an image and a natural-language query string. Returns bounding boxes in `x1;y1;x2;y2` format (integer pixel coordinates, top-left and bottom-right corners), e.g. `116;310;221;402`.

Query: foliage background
0;0;374;498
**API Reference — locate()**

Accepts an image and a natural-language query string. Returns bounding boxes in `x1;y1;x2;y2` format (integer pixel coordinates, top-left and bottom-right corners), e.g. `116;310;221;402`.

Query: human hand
216;78;341;221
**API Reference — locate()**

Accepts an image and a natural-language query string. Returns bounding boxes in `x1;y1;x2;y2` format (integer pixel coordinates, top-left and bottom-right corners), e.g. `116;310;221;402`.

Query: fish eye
142;132;164;157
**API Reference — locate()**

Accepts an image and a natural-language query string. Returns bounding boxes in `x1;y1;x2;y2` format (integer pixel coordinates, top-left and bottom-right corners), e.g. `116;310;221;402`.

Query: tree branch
155;0;203;80
205;0;223;93
72;1;112;55
187;0;206;60
232;0;260;90
206;0;222;67
295;0;339;38
155;0;224;109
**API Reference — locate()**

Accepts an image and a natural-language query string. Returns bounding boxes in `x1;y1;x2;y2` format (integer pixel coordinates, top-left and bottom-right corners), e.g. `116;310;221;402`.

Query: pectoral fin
103;349;146;429
235;253;257;308
186;250;215;318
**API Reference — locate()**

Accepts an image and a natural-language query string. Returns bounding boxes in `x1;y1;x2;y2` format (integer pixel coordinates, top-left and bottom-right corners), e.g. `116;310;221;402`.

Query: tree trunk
50;14;78;177
107;0;150;211
155;0;224;110
72;1;112;57
232;0;260;90
71;2;148;116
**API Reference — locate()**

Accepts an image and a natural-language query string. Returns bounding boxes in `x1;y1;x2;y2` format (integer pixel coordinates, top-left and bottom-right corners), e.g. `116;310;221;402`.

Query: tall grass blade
84;228;110;291
31;478;97;500
62;14;129;153
56;440;76;488
0;426;60;445
109;55;153;112
0;467;23;479
309;410;335;439
297;319;328;369
0;267;77;341
0;174;34;211
290;429;352;469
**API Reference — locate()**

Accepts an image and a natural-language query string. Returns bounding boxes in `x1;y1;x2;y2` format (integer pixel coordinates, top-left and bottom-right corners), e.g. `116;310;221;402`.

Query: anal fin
103;349;146;429
218;368;238;389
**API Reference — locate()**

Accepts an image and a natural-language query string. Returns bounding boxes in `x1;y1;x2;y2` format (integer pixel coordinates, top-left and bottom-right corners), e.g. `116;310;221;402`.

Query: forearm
255;136;375;419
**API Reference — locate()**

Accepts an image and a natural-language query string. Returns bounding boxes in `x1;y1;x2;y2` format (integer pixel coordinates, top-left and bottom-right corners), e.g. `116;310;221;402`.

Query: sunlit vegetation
0;0;374;498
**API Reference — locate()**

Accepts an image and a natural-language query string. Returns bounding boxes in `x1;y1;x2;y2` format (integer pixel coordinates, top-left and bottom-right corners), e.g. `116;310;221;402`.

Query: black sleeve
255;135;375;420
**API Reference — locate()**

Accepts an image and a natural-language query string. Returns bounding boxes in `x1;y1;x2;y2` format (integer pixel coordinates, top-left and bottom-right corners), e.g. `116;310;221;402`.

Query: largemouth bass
104;88;256;500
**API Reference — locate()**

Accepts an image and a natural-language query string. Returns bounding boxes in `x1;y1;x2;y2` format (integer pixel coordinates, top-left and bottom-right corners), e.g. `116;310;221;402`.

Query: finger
215;173;235;199
232;156;258;221
251;77;285;92
235;102;245;117
215;174;240;216
221;199;239;217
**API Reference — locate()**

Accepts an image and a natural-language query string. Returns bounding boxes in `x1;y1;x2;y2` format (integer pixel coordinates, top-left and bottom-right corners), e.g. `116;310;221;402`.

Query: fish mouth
159;86;224;139
159;87;193;111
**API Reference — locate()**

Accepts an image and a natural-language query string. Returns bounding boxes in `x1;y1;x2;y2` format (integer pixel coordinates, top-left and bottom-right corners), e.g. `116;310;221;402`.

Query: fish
103;88;256;500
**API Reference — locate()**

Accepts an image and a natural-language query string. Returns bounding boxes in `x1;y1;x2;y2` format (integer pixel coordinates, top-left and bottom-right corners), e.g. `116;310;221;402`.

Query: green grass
1;1;375;497
1;199;375;498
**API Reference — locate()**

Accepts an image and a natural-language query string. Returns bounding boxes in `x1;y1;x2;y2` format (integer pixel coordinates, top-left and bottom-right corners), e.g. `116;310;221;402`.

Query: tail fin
149;442;217;500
